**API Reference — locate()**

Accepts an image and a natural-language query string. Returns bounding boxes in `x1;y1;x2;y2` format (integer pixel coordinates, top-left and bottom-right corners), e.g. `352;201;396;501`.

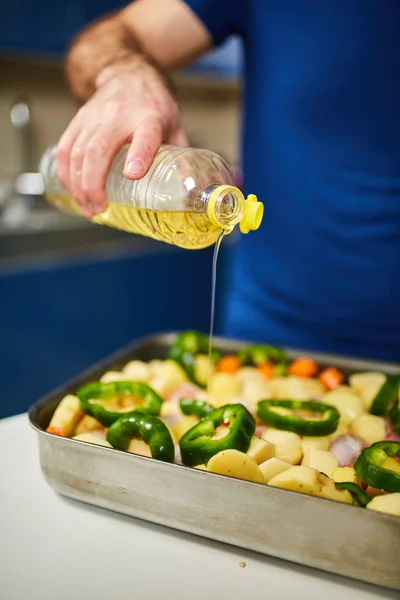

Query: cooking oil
40;144;264;250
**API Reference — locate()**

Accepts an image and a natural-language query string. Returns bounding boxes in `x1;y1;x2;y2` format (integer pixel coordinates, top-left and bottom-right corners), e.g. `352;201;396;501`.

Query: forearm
66;14;149;102
66;0;212;102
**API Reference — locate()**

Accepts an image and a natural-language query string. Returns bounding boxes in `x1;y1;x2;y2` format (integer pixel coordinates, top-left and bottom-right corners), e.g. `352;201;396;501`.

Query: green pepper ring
77;381;163;427
167;331;220;388
179;398;214;419
354;441;400;494
237;344;289;367
389;398;400;435
335;482;371;507
179;404;256;467
107;410;175;462
370;374;399;417
257;399;340;436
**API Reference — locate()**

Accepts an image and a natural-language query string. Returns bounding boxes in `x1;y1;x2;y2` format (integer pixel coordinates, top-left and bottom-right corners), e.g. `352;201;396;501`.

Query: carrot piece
318;367;344;390
217;355;241;373
288;357;318;378
257;361;275;380
46;426;67;437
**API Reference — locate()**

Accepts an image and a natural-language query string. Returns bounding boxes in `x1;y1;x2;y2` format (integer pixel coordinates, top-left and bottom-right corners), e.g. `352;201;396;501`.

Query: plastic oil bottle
40;144;264;249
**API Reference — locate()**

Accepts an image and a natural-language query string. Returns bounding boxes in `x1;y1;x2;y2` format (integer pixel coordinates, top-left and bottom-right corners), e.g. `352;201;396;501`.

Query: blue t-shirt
184;0;400;362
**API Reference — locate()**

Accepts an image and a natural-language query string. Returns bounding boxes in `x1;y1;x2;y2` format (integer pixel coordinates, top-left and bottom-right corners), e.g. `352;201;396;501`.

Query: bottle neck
199;184;245;230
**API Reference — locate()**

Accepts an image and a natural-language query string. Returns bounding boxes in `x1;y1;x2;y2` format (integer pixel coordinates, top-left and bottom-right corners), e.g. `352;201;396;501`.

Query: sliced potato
194;464;208;471
332;466;360;484
207;450;264;483
322;387;365;426
150;360;188;398
367;493;400;516
259;458;292;483
382;457;400;474
302;449;338;478
48;395;82;436
194;354;214;387
366;486;389;498
349;372;387;410
247;436;275;464
72;433;112;447
268;465;323;496
122;360;151;382
267;376;325;400
301;436;331;454
209;372;241;407
100;371;125;383
160;400;181;419
173;416;199;441
148;359;165;377
268;466;352;504
74;414;103;436
349;414;386;446
262;429;302;465
127;438;152;457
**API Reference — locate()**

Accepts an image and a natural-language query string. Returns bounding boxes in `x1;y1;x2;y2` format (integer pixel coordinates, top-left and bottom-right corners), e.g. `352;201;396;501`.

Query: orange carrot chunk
288;357;318;378
217;355;241;373
46;426;66;437
318;367;344;390
257;361;275;380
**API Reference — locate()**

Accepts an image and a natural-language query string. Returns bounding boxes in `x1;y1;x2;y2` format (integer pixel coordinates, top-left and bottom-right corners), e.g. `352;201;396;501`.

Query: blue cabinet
0;243;221;418
1;0;242;78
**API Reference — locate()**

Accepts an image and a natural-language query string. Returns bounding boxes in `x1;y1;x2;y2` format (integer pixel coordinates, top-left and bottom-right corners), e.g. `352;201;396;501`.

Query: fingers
123;117;163;180
81;125;129;215
69;127;98;216
56;118;82;191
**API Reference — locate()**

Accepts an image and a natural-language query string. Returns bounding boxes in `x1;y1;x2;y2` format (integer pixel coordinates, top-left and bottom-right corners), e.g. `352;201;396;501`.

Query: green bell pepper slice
179;398;214;419
389;397;400;435
180;404;256;467
237;344;289;367
167;331;220;388
354;441;400;493
77;381;163;427
370;374;399;416
257;399;340;436
107;411;174;462
335;482;371;507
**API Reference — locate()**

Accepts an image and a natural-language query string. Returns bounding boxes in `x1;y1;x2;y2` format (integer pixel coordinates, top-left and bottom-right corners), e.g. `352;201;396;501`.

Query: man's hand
55;0;212;218
56;59;188;217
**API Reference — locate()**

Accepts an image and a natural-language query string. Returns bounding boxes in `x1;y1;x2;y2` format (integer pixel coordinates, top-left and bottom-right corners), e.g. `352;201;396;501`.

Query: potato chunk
150;360;188;398
207;450;264;483
209;372;241;407
268;466;352;503
262;429;302;465
322;387;365;426
247;437;275;464
122;360;151;382
367;493;400;516
301;449;339;478
332;466;360;484
72;433;112;447
349;372;387;410
48;395;82;436
349;414;386;446
259;458;292;483
301;436;331;454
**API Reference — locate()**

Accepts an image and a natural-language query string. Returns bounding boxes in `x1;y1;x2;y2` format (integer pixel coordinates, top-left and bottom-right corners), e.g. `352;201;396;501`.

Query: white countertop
0;414;397;600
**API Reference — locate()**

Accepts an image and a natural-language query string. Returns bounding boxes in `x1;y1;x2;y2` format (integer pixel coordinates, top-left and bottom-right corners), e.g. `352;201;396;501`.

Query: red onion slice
329;434;366;467
384;417;400;442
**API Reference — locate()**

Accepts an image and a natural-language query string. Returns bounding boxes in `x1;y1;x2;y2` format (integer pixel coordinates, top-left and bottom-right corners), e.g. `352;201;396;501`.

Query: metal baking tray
29;333;400;590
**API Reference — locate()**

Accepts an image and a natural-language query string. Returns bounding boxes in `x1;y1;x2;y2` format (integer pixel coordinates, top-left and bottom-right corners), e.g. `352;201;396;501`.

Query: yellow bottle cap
239;194;264;234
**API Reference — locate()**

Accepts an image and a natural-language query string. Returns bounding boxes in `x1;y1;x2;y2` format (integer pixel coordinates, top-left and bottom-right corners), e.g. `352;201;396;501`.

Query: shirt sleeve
182;0;248;46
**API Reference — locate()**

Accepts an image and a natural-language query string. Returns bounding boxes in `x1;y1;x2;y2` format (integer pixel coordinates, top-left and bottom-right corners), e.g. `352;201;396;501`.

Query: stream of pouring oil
207;230;226;392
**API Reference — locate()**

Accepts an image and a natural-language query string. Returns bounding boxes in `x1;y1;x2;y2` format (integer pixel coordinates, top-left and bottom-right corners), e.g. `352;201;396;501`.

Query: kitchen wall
0;58;241;178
